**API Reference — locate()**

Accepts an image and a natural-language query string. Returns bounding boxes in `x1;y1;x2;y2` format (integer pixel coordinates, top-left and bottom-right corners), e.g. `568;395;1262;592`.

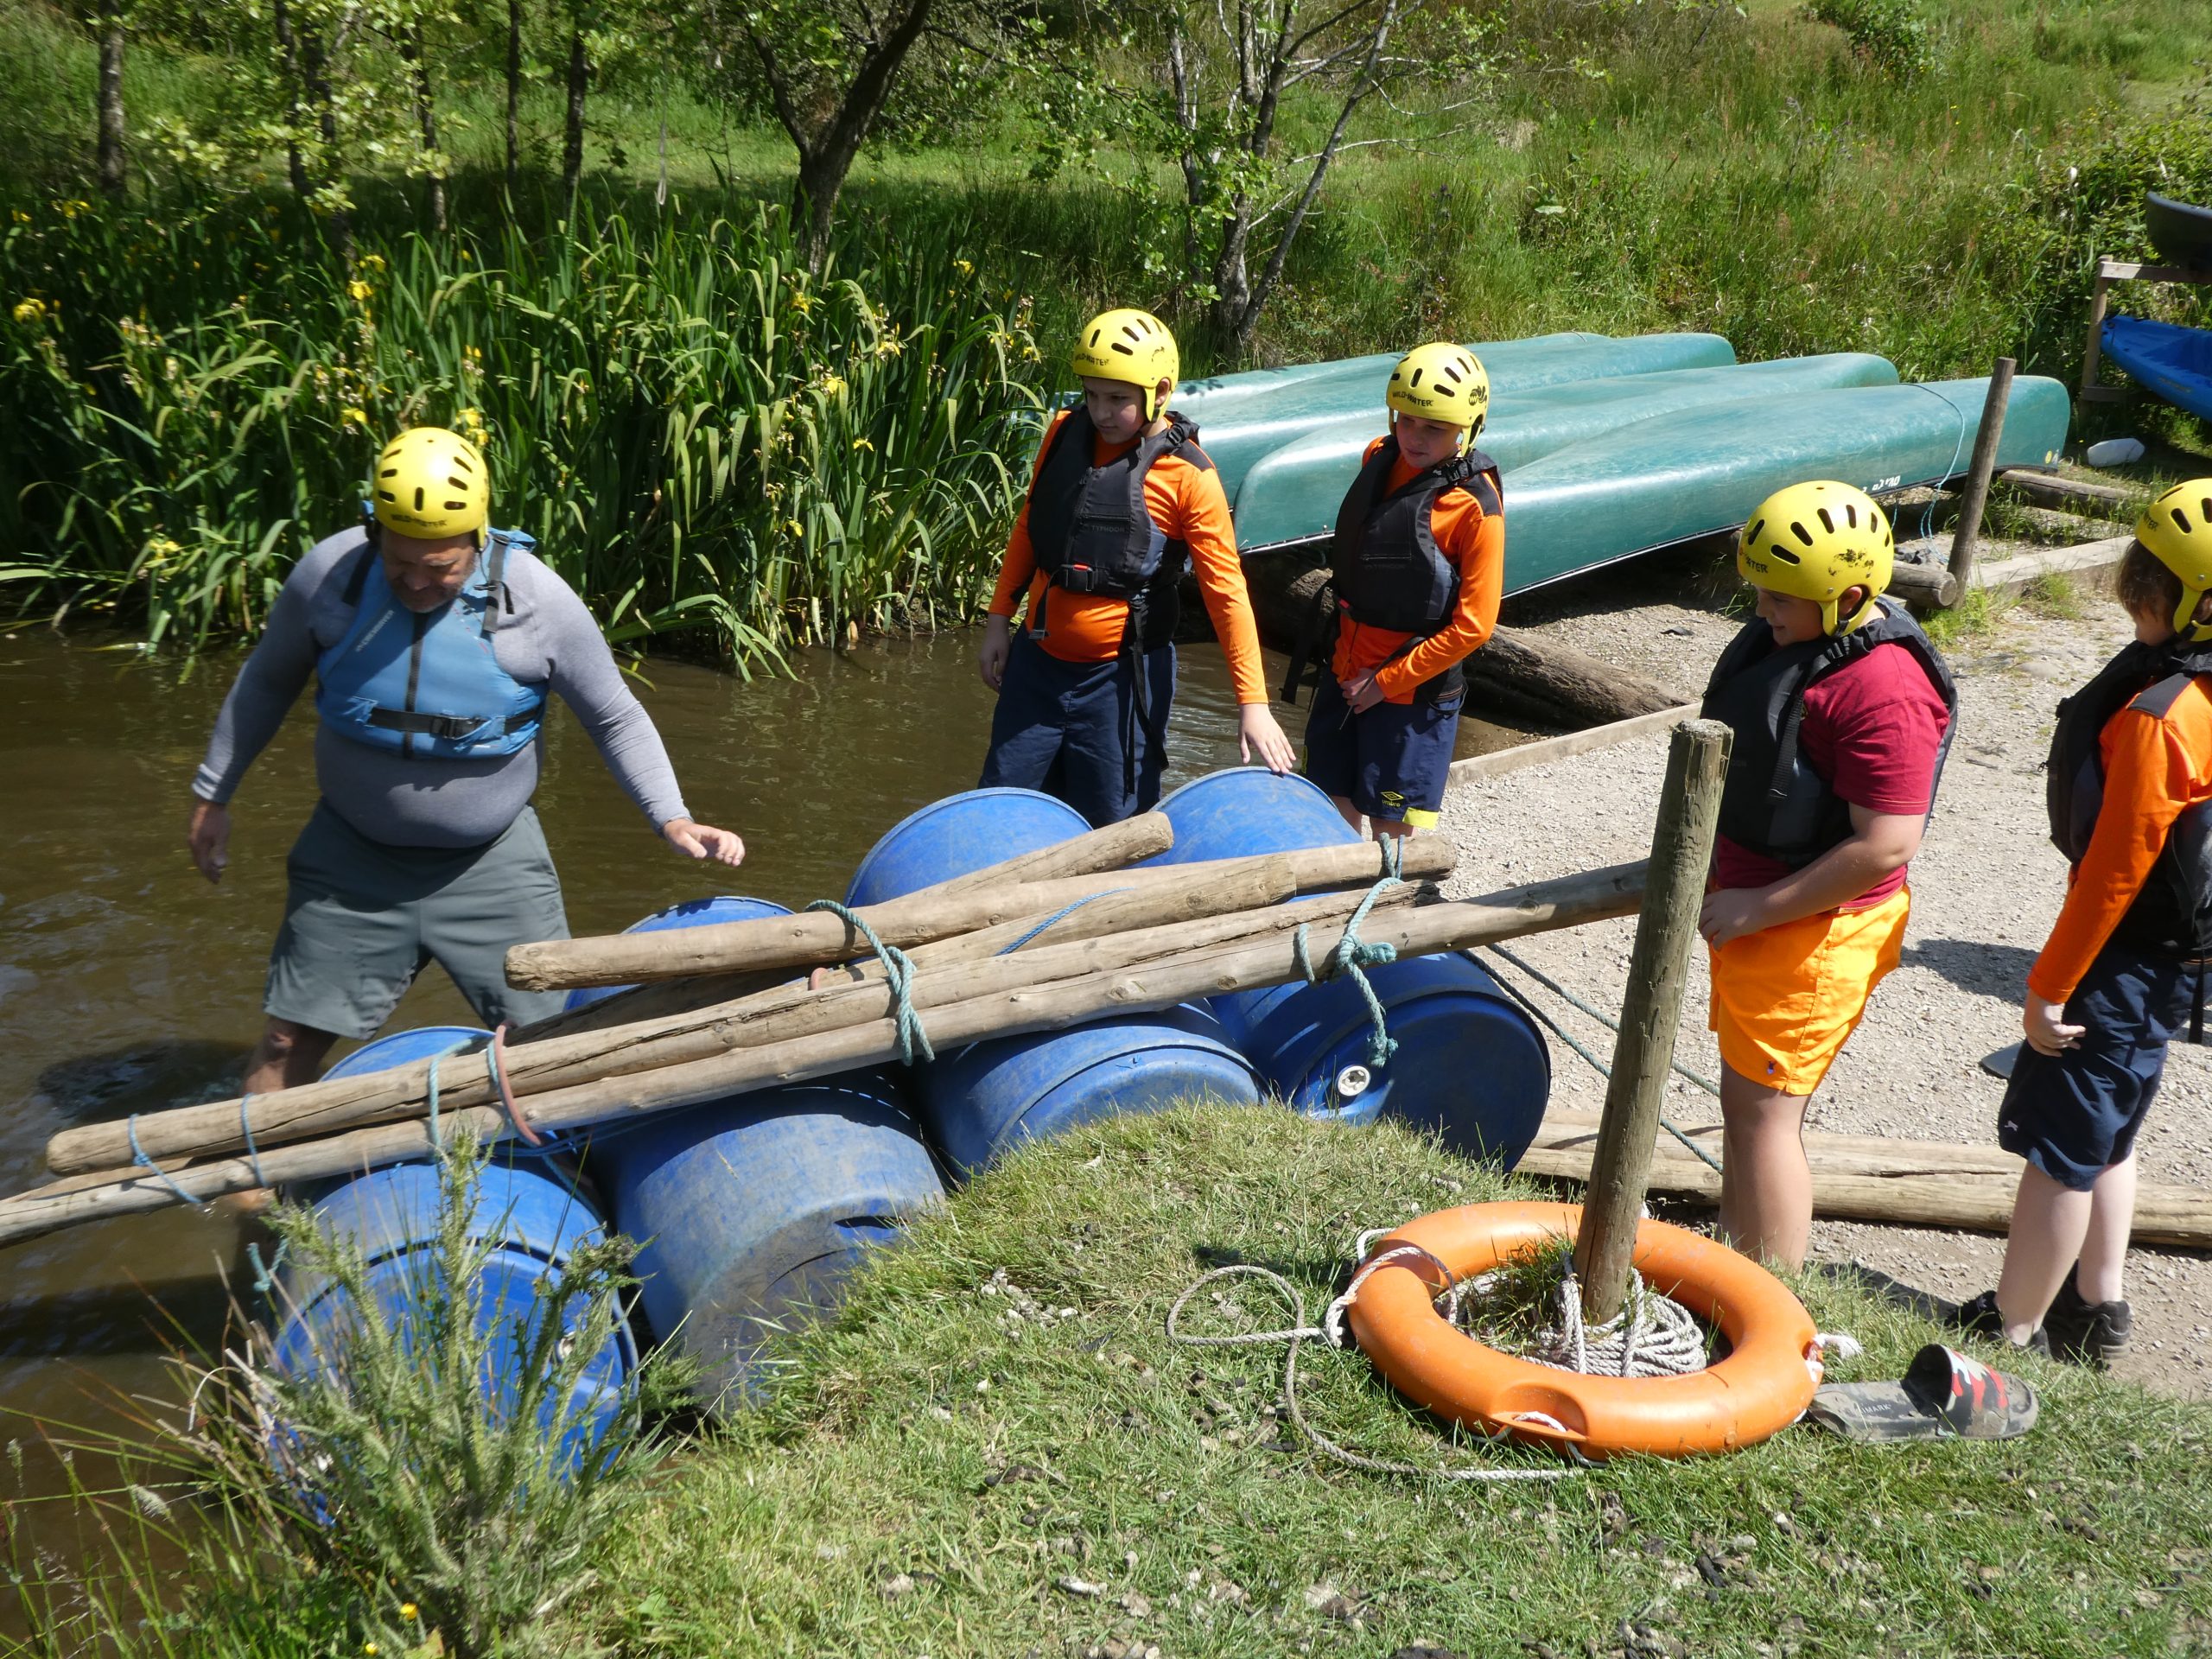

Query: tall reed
0;194;1042;668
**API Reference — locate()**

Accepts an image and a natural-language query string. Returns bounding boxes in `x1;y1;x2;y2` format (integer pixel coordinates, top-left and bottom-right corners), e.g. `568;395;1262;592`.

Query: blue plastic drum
577;898;947;1413
1148;770;1552;1166
845;787;1264;1172
267;1027;639;1484
591;1069;944;1410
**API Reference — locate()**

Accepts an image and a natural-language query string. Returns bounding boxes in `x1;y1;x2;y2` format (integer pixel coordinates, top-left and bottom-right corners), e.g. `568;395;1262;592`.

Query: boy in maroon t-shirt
1699;482;1956;1269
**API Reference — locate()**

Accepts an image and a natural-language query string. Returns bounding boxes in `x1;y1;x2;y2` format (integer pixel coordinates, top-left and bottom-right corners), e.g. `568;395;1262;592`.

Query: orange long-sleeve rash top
1328;440;1506;704
2028;677;2212;1005
988;411;1268;706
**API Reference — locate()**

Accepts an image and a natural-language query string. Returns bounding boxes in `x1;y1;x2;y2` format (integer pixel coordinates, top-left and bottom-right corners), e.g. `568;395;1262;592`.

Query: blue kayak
2101;315;2212;423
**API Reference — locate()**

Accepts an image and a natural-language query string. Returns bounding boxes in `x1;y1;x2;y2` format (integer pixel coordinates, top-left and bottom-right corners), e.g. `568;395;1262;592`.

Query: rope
237;1094;265;1188
1166;1253;1571;1484
126;1116;207;1211
995;889;1128;956
1517;1264;1707;1379
806;899;935;1065
1481;948;1726;1175
486;1025;544;1147
1292;869;1403;1070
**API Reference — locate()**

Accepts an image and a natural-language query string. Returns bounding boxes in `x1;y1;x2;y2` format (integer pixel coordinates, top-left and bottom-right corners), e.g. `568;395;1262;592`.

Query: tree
397;18;448;230
705;0;944;270
505;0;524;190
95;9;127;198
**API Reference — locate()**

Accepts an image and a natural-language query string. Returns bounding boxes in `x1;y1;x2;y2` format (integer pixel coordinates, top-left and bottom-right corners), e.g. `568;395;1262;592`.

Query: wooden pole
1946;357;2016;597
1449;702;1700;785
48;869;1430;1177
8;863;1647;1243
502;835;1454;993
1572;721;1730;1324
924;811;1173;898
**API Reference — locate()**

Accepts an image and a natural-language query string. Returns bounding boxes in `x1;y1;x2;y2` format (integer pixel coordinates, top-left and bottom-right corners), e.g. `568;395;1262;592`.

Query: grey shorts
266;802;573;1039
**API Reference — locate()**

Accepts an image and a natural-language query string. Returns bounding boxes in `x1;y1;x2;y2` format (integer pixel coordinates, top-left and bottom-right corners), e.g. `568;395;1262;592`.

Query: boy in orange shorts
1697;481;1957;1269
1952;482;2212;1365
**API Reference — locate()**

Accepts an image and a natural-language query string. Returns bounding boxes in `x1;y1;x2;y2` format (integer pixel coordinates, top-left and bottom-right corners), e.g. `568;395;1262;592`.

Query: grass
533;1104;2212;1657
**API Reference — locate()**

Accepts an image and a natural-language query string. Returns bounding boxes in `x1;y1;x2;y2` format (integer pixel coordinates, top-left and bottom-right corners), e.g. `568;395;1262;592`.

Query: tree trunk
403;25;446;232
300;22;352;257
505;0;523;192
562;26;587;208
94;14;126;200
270;0;313;200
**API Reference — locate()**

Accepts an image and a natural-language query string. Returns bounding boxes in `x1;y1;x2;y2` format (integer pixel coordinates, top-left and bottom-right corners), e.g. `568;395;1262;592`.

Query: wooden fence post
1573;719;1732;1324
1946;357;2016;597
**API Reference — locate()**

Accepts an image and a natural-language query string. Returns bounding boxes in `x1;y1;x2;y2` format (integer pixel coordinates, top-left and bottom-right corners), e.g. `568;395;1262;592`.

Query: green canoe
1229;353;1901;553
1180;331;1738;499
1497;373;2070;591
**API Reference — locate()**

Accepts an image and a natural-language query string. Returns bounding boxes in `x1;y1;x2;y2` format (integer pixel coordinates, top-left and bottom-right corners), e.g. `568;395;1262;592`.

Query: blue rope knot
805;899;936;1065
1293;866;1402;1069
127;1114;208;1211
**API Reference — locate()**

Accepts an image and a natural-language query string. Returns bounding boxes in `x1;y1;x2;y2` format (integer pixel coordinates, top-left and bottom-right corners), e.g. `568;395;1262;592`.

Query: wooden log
1946;357;2015;596
1238;555;1691;728
49;870;1429;1177
1448;702;1700;784
1998;468;2135;513
1573;720;1730;1323
1887;560;1961;608
1518;1123;2212;1252
1463;627;1694;730
502;834;1452;994
5;862;1647;1243
925;811;1171;898
1967;535;2134;597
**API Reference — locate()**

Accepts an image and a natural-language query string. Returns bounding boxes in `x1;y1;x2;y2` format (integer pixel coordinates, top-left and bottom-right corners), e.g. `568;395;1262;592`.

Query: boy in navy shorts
1287;342;1503;839
1955;480;2212;1365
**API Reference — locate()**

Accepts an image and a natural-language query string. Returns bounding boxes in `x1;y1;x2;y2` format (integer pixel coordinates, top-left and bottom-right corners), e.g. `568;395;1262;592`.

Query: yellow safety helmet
1071;308;1179;422
1737;480;1894;635
371;426;491;540
2135;478;2212;643
1386;342;1490;451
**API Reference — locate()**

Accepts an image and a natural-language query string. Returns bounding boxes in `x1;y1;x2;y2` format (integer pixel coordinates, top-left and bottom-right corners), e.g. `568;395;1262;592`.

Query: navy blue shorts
1998;944;2199;1192
978;631;1176;828
1298;673;1464;828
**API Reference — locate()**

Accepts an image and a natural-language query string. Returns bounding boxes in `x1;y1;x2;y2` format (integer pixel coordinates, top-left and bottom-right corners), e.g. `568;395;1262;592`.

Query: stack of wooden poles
0;812;1651;1251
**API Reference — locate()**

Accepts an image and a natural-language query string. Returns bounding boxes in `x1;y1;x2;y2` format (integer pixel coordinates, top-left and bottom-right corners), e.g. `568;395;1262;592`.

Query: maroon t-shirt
1713;639;1950;907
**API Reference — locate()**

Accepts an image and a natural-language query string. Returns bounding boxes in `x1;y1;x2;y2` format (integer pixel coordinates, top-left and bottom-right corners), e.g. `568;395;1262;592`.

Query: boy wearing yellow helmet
1289;341;1503;839
1697;480;1957;1270
1952;480;2212;1366
976;308;1295;824
187;426;745;1094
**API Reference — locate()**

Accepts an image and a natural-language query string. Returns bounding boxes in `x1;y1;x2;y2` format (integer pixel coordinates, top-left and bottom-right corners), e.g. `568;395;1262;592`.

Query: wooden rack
2081;255;2212;404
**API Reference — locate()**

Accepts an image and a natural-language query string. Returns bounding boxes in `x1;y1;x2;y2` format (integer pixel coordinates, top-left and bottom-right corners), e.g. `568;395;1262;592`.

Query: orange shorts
1707;887;1910;1096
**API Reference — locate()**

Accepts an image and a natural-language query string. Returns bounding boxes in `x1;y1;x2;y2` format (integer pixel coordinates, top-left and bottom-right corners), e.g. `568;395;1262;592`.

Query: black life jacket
1281;438;1501;706
1700;596;1958;868
2045;639;2212;958
1025;406;1207;653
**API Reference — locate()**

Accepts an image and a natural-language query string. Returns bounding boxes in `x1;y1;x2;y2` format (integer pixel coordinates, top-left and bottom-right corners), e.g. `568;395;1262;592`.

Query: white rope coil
1517;1267;1708;1380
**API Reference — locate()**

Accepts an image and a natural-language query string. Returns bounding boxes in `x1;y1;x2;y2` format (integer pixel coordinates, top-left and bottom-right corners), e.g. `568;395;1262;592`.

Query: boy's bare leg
1995;1162;2097;1342
1327;795;1364;835
1718;1064;1814;1271
244;1016;339;1095
1370;818;1412;842
2075;1151;2138;1306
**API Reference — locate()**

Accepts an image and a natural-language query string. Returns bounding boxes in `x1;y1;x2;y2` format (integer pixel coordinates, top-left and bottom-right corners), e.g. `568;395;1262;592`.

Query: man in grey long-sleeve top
188;425;744;1092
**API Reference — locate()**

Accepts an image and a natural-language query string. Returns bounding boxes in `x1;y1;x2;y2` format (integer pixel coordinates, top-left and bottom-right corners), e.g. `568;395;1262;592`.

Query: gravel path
1440;555;2212;1400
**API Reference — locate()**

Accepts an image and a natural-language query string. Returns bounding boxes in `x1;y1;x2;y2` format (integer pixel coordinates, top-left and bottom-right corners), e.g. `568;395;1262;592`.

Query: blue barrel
578;898;947;1413
844;787;1099;907
845;787;1263;1173
592;1071;943;1410
563;894;793;1011
1149;770;1552;1166
268;1027;638;1483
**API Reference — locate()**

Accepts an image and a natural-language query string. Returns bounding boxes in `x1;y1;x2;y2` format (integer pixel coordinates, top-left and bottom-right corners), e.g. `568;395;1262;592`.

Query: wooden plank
1521;1118;2212;1250
1998;468;2134;512
1448;702;1700;783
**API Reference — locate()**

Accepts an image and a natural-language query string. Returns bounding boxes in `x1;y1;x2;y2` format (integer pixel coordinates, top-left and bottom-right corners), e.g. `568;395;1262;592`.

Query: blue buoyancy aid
315;530;547;760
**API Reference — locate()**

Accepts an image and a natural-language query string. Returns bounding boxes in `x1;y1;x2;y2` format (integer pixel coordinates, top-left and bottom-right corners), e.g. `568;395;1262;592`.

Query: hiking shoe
2043;1272;2133;1370
1948;1289;2052;1357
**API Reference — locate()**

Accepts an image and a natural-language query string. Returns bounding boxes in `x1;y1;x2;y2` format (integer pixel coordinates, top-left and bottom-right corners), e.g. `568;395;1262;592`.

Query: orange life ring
1344;1200;1818;1459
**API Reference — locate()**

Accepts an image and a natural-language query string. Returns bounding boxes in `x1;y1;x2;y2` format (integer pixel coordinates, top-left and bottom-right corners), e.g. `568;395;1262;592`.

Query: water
0;623;1528;1525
